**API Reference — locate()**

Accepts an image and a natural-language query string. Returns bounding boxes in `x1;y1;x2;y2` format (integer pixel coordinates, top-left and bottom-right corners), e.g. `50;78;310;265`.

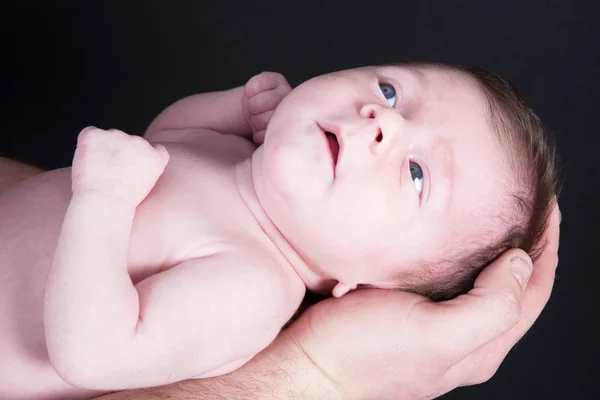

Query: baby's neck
234;155;334;294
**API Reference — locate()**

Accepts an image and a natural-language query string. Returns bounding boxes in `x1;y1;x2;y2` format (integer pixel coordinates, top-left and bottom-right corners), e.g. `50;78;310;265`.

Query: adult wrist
249;330;343;400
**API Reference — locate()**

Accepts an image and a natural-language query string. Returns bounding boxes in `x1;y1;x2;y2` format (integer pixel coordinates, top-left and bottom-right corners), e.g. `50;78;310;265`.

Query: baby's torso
0;133;289;399
128;136;270;281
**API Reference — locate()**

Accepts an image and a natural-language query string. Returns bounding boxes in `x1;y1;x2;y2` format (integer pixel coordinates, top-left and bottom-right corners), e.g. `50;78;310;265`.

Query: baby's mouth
325;131;340;168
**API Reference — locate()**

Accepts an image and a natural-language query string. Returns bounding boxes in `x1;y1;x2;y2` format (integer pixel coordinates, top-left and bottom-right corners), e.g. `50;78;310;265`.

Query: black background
2;1;598;399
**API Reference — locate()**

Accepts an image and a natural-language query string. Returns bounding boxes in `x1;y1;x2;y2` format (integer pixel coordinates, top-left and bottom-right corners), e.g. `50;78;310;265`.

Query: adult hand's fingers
452;201;561;384
411;248;533;361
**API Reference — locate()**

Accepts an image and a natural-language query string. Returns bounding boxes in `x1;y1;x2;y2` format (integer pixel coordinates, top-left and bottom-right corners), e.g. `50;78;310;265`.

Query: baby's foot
71;127;169;206
242;71;292;144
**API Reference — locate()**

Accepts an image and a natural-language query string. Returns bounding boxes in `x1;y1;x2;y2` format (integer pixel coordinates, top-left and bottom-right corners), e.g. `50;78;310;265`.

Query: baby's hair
387;60;561;301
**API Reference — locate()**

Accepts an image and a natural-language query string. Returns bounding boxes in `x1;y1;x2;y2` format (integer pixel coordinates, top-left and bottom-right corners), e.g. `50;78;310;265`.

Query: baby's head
252;61;559;300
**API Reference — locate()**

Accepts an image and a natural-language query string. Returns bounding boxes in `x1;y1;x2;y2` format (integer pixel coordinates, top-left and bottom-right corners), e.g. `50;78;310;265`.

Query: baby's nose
359;104;406;154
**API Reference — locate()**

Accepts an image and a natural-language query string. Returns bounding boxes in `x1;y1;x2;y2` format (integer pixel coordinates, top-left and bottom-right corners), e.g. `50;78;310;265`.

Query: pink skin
247;65;512;296
0;68;547;398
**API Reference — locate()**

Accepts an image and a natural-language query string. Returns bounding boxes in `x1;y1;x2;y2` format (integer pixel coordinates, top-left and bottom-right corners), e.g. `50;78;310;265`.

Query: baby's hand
242;71;292;145
71;127;169;206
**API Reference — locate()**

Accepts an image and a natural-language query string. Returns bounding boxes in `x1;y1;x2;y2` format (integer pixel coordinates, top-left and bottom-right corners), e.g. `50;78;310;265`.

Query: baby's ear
332;282;357;298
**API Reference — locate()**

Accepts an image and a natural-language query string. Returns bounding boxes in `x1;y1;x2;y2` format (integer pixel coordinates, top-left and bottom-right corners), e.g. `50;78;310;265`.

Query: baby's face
253;65;511;289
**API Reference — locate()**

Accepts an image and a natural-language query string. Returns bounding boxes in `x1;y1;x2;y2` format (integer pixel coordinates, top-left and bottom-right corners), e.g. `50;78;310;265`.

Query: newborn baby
0;61;558;399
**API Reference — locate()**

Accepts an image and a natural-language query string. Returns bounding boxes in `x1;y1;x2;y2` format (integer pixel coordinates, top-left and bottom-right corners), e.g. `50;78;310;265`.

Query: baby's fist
71;127;169;206
242;71;292;144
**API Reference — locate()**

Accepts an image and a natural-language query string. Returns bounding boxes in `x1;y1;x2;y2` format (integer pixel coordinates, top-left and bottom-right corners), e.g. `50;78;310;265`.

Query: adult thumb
475;248;533;299
426;249;533;356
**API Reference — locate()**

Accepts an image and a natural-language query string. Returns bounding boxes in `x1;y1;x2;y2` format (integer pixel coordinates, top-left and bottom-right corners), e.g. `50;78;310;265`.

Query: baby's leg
44;127;169;389
0;157;44;195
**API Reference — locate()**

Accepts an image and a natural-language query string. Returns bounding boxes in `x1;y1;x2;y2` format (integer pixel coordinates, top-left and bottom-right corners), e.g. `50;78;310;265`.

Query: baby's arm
144;72;291;144
44;128;287;390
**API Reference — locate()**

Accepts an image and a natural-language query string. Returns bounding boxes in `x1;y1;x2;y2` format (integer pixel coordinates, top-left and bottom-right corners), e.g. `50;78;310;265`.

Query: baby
0;61;558;399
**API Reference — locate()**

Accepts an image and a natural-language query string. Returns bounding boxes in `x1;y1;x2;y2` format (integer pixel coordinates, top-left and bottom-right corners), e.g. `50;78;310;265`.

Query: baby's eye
409;161;423;196
379;83;397;107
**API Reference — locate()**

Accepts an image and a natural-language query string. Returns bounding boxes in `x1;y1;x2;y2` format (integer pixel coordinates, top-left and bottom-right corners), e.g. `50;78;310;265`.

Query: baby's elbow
48;346;113;390
246;317;285;359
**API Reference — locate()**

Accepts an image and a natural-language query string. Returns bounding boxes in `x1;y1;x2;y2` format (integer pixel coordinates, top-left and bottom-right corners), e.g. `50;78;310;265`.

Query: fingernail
511;257;533;290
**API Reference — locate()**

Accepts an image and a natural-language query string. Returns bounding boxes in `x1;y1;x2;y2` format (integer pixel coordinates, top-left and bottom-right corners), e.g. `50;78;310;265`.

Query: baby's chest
126;142;258;276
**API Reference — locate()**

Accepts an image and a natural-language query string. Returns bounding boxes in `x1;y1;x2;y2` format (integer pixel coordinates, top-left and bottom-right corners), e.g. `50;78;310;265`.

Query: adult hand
286;202;560;400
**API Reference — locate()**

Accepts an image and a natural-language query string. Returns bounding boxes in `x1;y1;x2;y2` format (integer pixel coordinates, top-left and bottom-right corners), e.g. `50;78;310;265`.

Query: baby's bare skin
0;134;304;399
0;74;304;399
0;64;517;399
0;157;44;194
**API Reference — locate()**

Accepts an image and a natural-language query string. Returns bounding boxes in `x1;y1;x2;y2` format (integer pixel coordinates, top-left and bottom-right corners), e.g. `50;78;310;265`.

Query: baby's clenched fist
71;127;169;206
242;71;292;145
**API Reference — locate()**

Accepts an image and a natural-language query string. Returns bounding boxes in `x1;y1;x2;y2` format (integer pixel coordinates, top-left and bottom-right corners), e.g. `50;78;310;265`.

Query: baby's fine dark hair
391;61;561;301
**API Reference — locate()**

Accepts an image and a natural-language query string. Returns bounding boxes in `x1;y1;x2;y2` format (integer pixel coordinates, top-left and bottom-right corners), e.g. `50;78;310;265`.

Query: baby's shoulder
233;246;306;306
207;245;304;304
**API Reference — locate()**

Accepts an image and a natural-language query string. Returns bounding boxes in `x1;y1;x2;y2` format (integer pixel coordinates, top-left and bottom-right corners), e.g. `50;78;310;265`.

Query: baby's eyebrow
407;66;428;89
429;137;455;210
397;67;432;121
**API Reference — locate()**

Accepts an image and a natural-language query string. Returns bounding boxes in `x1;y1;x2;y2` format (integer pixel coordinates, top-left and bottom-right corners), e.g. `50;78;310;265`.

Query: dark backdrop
2;1;598;399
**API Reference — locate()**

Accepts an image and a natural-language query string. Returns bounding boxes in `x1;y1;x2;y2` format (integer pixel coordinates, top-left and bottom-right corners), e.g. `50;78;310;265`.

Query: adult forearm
96;332;341;400
144;86;251;140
